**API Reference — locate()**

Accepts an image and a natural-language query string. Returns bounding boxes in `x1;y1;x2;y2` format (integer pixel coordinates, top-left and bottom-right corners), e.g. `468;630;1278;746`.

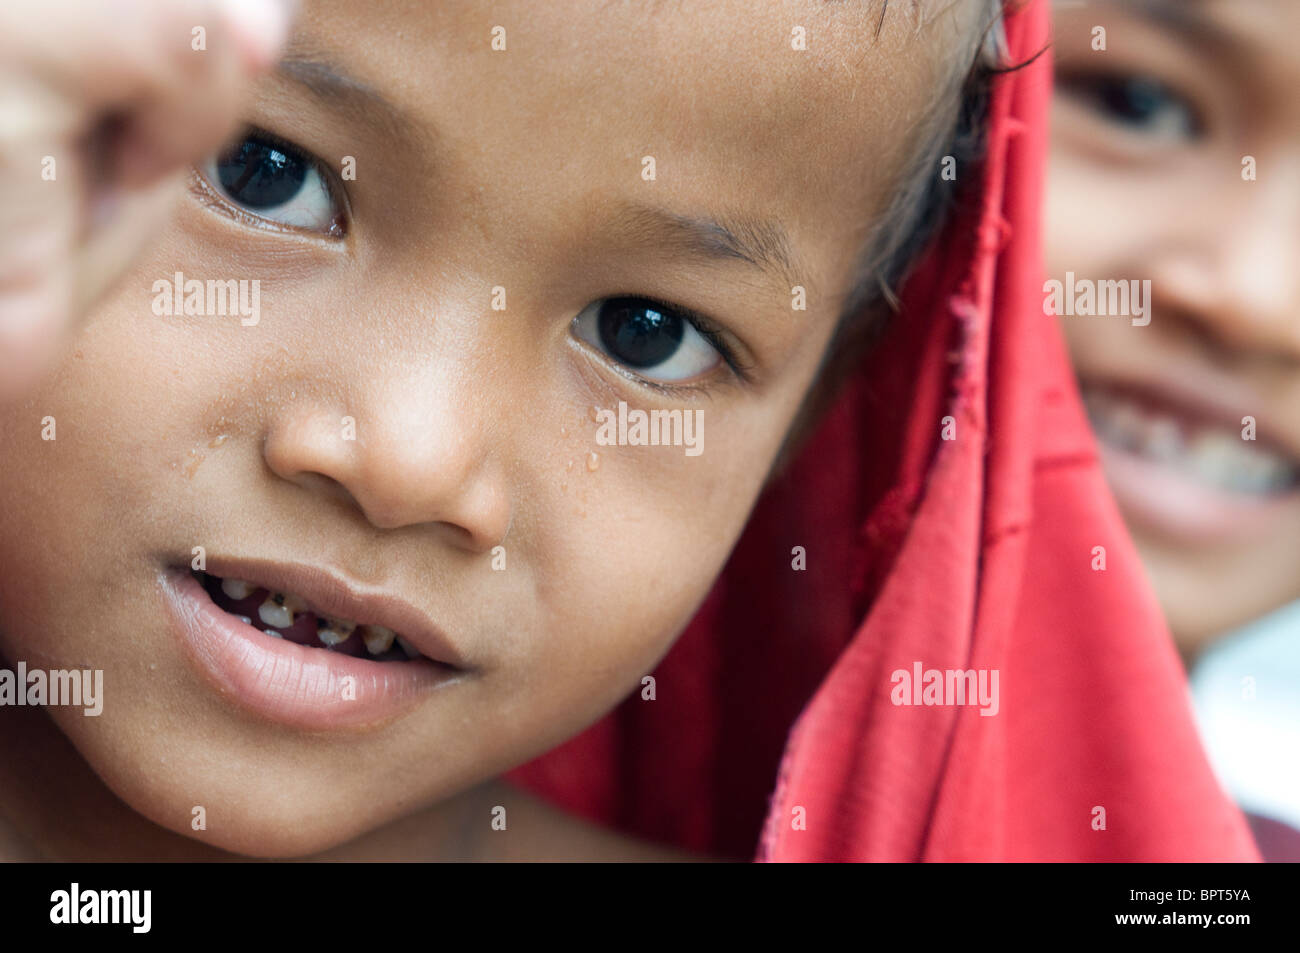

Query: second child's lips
199;557;472;671
1096;440;1300;544
1076;370;1300;543
1080;366;1300;465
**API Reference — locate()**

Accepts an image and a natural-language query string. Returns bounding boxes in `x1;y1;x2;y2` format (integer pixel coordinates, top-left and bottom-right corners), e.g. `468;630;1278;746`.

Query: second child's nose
1161;162;1300;359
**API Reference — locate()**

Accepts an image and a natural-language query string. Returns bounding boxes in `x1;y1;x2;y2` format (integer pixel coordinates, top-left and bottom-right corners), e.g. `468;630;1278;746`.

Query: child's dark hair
837;3;1008;353
770;3;1009;476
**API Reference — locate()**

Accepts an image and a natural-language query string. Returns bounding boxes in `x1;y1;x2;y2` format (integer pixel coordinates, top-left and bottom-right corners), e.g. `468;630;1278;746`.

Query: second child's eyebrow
1117;0;1246;60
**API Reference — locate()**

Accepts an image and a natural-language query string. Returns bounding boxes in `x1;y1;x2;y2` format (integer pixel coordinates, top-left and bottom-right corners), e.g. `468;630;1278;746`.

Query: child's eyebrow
275;52;412;138
271;47;802;294
607;202;800;293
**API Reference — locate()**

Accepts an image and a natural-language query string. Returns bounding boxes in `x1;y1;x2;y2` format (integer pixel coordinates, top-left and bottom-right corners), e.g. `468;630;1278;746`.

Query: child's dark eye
197;130;346;237
571;296;723;384
1059;73;1203;142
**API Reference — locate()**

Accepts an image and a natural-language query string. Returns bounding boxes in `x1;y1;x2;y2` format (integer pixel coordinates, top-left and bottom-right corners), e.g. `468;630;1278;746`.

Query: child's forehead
301;0;968;151
290;0;975;273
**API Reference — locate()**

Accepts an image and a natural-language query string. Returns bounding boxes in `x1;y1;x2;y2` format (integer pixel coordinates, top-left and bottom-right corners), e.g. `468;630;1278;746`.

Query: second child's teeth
396;635;420;659
1145;418;1182;462
362;625;396;656
1087;389;1299;495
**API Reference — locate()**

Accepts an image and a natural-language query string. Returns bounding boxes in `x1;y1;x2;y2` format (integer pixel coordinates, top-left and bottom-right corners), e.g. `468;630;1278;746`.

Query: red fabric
506;0;1261;862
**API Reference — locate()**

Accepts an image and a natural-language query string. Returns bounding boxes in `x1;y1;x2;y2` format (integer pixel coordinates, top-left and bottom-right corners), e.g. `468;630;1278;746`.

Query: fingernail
220;0;298;70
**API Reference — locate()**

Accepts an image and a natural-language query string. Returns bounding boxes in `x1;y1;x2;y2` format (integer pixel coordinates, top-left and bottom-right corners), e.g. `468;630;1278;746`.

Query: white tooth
262;628;283;640
235;615;253;626
1184;430;1296;495
1229;452;1262;489
1108;401;1146;450
1142;417;1183;462
396;635;420;659
1189;432;1239;486
221;578;255;600
258;596;294;629
362;625;396;656
316;617;356;647
1234;454;1278;494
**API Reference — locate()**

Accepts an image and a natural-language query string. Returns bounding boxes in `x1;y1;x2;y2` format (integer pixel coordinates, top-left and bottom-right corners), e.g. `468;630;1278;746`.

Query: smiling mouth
1082;384;1300;497
193;570;424;662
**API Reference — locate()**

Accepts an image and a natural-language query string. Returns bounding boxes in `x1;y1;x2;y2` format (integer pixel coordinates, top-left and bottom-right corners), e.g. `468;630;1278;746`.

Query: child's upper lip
198;556;472;670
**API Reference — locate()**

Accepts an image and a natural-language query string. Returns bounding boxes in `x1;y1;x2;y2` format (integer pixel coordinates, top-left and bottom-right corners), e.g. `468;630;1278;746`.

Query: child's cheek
500;411;772;717
0;303;180;655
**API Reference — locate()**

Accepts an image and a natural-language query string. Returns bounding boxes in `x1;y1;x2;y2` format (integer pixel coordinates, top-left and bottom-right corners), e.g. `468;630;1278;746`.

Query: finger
4;0;295;101
72;170;189;320
0;0;297;400
108;0;300;189
0;77;79;401
7;0;296;187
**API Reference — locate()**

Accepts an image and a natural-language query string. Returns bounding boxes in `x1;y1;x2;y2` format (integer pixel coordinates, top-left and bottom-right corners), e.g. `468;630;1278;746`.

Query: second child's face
0;0;979;856
1049;0;1300;656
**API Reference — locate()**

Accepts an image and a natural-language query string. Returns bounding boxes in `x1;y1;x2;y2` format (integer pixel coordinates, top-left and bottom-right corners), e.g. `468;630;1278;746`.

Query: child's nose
260;384;512;552
1152;158;1300;359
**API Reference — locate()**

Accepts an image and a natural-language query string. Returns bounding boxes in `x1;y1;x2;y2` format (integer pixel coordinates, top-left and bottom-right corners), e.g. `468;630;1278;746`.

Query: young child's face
0;0;977;856
1049;0;1300;657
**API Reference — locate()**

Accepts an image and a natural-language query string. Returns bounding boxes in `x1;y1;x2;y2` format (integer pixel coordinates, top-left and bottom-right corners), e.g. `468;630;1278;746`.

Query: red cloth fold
507;0;1261;862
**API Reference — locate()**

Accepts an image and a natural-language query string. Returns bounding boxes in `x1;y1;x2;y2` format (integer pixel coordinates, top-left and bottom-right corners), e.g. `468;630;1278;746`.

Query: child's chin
146;785;388;859
81;741;402;858
205;822;368;860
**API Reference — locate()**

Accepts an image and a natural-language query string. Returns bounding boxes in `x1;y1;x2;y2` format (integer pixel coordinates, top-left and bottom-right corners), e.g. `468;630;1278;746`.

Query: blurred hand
0;0;296;400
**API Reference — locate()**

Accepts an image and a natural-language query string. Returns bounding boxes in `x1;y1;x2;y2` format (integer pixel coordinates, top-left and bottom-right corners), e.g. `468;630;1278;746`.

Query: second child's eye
197;131;346;237
1059;73;1203;142
571;297;724;385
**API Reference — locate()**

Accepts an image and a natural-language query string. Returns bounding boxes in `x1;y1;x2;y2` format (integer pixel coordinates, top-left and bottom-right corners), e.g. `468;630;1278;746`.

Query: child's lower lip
159;568;463;731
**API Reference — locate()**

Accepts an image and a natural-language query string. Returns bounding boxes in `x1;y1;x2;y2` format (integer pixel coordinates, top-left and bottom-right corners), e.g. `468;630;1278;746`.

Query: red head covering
507;0;1261;862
